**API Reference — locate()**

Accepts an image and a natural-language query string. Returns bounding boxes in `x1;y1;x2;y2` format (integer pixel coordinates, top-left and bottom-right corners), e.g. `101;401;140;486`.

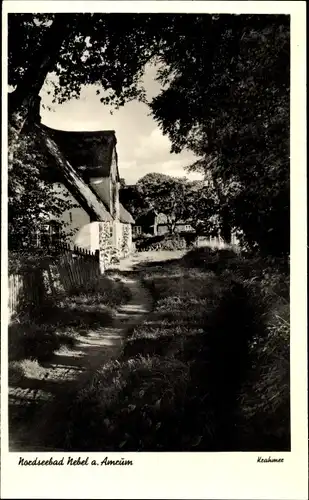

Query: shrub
9;359;45;386
135;233;187;252
8;321;63;363
8;251;51;275
237;304;290;450
182;246;217;267
135;235;165;251
159;234;187;251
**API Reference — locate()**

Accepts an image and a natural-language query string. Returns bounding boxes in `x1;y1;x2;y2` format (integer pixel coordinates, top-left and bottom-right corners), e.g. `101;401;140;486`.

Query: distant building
133;210;195;237
155;213;195;235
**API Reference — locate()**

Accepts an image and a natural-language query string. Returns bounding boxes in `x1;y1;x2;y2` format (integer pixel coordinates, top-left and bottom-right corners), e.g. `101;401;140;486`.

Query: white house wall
74;221;102;252
52;182;90;244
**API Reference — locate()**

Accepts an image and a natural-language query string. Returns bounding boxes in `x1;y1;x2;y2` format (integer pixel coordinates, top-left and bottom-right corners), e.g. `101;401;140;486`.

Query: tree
9;15;73;145
8;13;172;148
150;15;290;256
122;174;222;237
119;184;149;220
8;128;76;250
136;173;191;234
184;180;221;237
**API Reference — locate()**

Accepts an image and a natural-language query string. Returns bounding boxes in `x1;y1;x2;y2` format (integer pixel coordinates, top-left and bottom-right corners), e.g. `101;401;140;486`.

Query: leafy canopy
9;13;170;109
150;14;290;255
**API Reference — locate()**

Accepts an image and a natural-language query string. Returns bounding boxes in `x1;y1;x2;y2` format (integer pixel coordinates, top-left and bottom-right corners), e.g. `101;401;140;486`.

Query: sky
39;64;203;185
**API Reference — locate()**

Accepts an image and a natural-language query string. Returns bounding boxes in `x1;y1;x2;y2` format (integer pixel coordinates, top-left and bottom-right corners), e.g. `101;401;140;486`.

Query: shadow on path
9;260;153;452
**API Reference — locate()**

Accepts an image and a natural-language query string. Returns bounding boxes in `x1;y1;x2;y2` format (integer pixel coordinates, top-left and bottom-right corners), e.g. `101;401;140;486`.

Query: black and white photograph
1;1;307;499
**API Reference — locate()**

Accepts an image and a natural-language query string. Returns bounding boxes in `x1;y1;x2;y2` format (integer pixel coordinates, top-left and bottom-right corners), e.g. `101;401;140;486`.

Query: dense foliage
150;14;290;256
119;183;150;220
136;173;190;233
121;173;220;237
8;13;167;123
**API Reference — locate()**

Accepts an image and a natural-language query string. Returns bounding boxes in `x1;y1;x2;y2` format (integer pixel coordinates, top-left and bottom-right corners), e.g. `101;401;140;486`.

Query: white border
1;2;307;499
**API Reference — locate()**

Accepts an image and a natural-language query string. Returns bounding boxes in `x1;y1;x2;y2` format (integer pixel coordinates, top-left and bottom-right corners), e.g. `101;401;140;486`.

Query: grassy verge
44;247;289;452
9;274;130;387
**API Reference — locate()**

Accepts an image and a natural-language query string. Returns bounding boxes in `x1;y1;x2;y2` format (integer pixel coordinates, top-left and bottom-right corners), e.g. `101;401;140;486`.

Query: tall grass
182;247;290;450
23;248;290;452
40;355;191;451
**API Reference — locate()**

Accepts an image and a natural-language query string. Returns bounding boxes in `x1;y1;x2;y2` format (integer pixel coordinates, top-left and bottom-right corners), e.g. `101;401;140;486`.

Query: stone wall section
98;221;113;272
99;222;134;272
121;224;132;258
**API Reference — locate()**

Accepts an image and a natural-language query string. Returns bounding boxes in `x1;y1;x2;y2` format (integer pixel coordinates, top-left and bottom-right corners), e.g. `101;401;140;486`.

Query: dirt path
9;268;153;451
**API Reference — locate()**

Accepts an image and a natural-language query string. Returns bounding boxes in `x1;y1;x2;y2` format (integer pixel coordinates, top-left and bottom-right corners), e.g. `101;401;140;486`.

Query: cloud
40;64;201;185
134;127;172;162
119;157;203;185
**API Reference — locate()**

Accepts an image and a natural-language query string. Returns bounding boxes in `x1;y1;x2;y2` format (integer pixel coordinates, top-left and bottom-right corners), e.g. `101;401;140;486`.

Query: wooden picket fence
8;274;24;320
54;246;100;292
8;244;100;322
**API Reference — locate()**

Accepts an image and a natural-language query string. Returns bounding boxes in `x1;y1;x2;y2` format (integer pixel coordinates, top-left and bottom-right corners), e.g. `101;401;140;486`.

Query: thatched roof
90;179;134;224
37;122;134;224
40;124;120;181
120;204;135;224
36;124;113;222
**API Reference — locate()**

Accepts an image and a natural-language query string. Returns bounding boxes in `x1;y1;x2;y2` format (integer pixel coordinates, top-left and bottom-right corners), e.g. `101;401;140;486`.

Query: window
49;221;61;245
40;220;61;248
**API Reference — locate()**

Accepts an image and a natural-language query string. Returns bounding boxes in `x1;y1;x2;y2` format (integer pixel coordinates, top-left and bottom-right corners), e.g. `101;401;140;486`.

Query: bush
8;321;65;363
159;234;187;251
237;303;290;450
135;235;165;251
183;246;238;273
8;251;51;275
135;233;187;252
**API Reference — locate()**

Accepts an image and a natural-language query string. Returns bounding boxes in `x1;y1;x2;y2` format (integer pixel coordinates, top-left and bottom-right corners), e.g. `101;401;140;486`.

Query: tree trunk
8;15;73;154
168;220;176;234
221;210;232;244
212;176;231;244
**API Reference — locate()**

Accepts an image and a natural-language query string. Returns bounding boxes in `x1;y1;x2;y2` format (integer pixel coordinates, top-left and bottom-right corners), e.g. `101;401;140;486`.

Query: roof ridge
40;123;116;135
